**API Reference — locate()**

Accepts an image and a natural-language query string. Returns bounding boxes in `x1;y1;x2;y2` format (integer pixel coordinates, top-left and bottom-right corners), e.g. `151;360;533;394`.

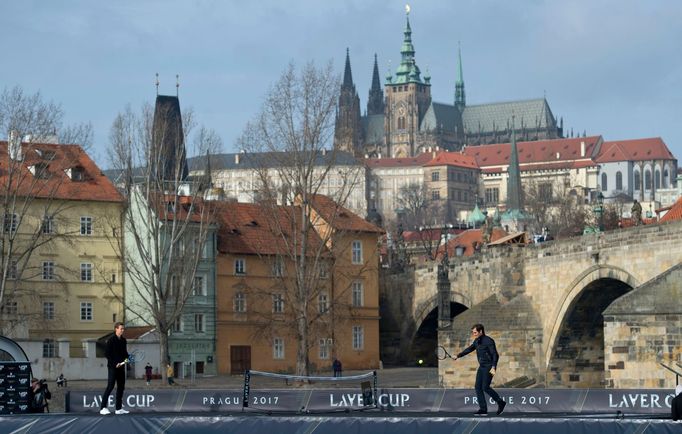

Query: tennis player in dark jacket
454;323;506;416
99;322;129;415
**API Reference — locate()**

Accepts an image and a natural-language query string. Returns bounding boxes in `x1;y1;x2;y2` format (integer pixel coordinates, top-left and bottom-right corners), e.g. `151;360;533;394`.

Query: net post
242;369;251;408
373;370;378;409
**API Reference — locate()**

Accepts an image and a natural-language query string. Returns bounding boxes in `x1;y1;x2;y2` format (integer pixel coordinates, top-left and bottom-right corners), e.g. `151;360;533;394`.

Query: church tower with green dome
384;6;432;158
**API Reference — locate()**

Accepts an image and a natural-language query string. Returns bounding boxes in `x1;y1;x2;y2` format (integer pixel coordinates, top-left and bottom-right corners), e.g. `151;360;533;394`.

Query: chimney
556;152;560;160
580;141;585;157
9;130;22;160
377;152;382;159
235;154;240;165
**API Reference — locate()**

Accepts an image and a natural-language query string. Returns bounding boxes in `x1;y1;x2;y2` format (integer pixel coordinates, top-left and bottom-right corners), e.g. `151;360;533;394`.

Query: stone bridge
379;220;682;388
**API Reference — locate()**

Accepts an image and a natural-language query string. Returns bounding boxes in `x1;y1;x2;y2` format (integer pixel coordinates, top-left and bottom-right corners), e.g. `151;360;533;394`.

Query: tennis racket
436;346;455;360
128;350;145;363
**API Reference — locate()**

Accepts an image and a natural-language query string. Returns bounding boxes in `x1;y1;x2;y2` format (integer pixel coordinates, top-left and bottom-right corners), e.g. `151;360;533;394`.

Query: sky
1;0;681;169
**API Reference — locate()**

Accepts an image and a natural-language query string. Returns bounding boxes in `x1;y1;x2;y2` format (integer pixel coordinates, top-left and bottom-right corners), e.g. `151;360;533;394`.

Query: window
616;172;623;190
319;263;329;279
318;292;329;313
80;216;93;235
431;189;440;200
2;301;18;315
3;213;17;234
173;316;184;332
234;292;246;312
485;188;499;205
352;325;364;350
601;173;608;192
42;215;55;234
351;240;363;264
634;171;641;190
80;263;93;282
273;294;284;313
8;259;18;280
431;171;440;181
235;259;246;275
352;281;364;307
80;302;93;321
645;170;652;190
664;169;670;187
43;301;55;320
539;183;553;201
655;169;661;189
192;276;205;296
273;337;284;359
42;261;55;280
31;163;50;179
319;338;331;360
272;257;284;277
42;339;56;358
194;314;205;333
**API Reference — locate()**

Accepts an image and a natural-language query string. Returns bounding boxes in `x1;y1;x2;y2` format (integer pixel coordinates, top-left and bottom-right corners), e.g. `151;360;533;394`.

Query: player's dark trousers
475;366;502;411
101;366;126;410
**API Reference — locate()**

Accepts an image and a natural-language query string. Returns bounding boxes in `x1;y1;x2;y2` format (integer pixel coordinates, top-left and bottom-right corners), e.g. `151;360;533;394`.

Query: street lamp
597;192;605;231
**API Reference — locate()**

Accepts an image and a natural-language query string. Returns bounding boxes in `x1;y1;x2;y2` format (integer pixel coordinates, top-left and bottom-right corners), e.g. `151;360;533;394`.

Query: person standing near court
100;322;129;415
453;323;506;416
145;363;153;386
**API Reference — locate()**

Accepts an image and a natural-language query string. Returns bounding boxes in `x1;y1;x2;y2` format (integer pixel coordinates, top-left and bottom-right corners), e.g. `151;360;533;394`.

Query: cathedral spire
506;115;523;211
343;48;354;88
455;42;466;110
367;54;385;116
394;6;423;84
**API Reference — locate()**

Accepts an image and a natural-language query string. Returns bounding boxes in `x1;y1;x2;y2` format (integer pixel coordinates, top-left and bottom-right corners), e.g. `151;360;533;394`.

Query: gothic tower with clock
384;12;431;158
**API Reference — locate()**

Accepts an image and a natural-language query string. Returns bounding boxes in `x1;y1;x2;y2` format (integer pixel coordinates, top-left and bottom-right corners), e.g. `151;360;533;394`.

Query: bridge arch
411;292;470;366
545;264;638;387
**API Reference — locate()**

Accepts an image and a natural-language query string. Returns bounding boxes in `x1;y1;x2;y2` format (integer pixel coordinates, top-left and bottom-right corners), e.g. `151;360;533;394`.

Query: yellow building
0;141;124;357
215;196;383;375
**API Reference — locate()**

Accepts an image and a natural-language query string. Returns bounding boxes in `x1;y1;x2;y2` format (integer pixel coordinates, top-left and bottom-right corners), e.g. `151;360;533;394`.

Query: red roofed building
215;195;382;374
366;150;479;225
0;140;125;359
463;136;603;210
594;138;677;206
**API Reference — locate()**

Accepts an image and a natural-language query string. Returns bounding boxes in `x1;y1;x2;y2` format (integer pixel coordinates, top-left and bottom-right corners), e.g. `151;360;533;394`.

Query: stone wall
603;263;682;389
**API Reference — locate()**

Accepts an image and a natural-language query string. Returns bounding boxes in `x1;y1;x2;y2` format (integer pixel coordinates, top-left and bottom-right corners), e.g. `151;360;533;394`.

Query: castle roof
362;114;385;144
462;98;556;135
420;102;459;133
462;136;602;171
595;137;675;163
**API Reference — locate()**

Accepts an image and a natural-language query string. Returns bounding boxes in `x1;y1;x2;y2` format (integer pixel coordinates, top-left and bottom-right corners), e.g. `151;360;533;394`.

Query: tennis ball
418;359;423;365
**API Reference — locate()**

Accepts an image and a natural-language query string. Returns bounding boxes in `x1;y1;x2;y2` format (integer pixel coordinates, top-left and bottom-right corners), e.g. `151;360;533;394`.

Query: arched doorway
547;278;632;387
412;302;467;366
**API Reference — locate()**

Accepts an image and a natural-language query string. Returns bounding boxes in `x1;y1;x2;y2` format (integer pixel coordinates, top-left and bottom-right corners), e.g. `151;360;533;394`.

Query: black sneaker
496;400;506;415
473;409;488;416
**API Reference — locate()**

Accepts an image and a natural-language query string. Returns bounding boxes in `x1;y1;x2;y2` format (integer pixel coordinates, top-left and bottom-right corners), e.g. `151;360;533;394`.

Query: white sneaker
99;408;111;415
115;409;130;415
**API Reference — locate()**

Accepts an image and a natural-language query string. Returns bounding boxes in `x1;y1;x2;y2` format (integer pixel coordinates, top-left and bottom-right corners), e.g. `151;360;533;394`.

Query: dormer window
29;162;50;179
66;166;86;181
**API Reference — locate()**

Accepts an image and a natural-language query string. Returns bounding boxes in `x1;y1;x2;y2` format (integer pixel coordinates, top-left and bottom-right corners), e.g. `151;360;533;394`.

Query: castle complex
334;10;564;158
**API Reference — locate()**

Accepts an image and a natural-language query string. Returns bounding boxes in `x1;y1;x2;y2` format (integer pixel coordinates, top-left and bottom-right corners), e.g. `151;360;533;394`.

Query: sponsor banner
66;388;678;414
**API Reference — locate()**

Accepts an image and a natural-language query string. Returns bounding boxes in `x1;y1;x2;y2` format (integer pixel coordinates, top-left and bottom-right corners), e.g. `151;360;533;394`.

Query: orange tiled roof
365;152;434;168
462;136;602;169
0;141;123;202
660;196;682;223
308;194;384;234
423;151;479;169
437;228;508;258
595;138;675;163
214;201;328;256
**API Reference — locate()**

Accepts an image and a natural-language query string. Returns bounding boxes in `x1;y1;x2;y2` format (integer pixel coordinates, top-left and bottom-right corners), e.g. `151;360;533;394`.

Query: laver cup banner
67;388;678;414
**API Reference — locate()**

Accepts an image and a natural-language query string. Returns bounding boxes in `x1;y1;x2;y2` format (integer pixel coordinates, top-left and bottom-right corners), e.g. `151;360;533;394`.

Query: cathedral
334;11;564;158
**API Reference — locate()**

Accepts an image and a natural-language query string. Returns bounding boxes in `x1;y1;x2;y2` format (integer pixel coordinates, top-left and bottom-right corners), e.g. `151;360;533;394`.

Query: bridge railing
659;361;681;386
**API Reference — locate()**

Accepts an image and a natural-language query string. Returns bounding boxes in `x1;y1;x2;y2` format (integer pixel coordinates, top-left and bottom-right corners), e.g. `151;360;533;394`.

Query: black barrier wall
67;388;679;415
0;362;31;414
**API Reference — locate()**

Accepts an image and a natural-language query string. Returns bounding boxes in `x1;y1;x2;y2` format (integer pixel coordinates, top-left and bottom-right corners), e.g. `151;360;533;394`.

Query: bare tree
0;86;93;335
523;178;589;237
107;98;222;381
237;61;378;376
